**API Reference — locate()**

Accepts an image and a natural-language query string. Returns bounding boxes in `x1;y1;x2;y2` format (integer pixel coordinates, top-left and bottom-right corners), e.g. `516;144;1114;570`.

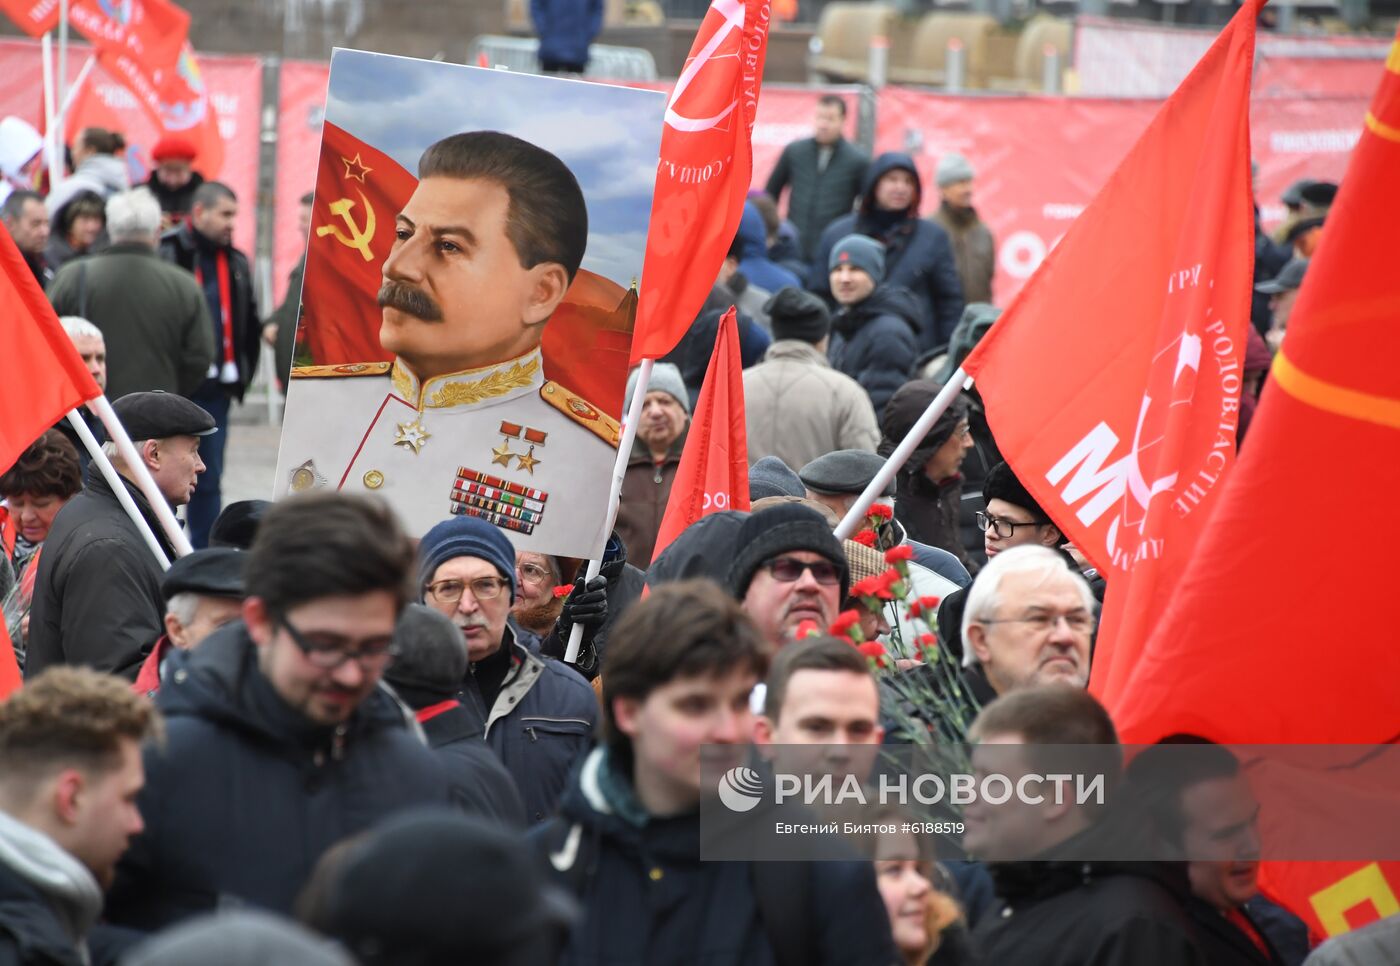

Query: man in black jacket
386;603;527;828
809;152;964;349
0;668;159;966
826;233;919;417
27;392;213;681
158;181;260;549
764;95;869;264
532;580;899;966
967;686;1206;966
105;493;456;930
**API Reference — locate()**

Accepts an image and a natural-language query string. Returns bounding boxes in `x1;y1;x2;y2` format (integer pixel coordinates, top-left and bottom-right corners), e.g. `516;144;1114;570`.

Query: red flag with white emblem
959;0;1260;706
650;308;750;561
0;0;59;36
629;0;771;364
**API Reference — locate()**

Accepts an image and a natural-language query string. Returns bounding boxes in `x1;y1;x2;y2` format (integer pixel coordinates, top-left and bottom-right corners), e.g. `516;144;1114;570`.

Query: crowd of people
0;105;1376;966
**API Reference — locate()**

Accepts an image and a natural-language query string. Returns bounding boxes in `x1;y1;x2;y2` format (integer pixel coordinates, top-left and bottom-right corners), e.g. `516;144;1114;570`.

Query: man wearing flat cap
132;546;246;697
28;391;214;680
744;286;879;472
799;448;970;589
1257;259;1309;354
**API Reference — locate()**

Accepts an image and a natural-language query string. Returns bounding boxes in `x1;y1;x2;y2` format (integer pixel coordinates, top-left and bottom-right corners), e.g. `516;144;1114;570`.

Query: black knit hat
385;603;467;701
766;286;831;344
982;461;1048;522
727;503;849;600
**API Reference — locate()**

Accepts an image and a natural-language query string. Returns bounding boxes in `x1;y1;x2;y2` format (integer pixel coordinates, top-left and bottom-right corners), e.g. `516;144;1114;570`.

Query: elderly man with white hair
48;188;214;401
960;544;1097;697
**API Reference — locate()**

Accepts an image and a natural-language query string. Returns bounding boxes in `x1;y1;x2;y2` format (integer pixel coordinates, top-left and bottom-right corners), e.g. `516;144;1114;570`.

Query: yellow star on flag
342;153;373;183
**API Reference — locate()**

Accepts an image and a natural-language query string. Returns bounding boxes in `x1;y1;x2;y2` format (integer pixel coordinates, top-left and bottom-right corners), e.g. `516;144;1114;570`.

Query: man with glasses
726;503;850;650
977;461;1067;562
418;516;597;825
959;545;1097;697
106;493;455;931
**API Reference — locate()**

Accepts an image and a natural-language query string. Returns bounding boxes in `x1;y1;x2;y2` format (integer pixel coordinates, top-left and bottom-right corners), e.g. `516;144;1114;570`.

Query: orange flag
0;0;60;36
1111;28;1400;940
960;0;1259;705
630;0;771;364
0;228;102;697
650;307;751;562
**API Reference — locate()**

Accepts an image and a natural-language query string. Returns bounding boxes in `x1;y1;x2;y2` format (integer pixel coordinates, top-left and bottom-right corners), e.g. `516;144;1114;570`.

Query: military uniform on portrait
277;347;618;559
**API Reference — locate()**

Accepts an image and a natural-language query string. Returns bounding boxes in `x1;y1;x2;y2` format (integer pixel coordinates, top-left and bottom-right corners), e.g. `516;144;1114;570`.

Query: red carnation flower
857;641;888;667
552;585;573;599
851;529;877;547
795;619;821;639
883;544;914;564
849;575;891;601
907;595;943;619
828;609;863;640
866;504;894;521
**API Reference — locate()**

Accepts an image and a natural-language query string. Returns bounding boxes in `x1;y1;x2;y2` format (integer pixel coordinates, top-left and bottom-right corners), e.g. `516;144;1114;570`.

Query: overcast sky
325;48;664;286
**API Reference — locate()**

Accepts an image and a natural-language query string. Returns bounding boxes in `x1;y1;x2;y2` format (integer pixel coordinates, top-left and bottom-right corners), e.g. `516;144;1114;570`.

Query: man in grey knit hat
930;152;996;305
616;363;691;566
743;286;879;471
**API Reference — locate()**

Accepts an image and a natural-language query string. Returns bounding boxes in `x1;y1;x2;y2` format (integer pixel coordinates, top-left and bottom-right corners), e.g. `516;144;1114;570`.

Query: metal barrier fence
467;35;659;80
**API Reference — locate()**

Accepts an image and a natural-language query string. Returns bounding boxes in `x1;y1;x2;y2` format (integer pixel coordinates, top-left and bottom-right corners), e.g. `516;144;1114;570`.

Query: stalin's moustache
378;280;443;322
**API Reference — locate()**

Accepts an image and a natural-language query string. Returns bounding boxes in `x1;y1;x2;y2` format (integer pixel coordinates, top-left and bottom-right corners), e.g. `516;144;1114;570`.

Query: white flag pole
833;366;971;540
65;409;172;570
57;0;68;124
53;55;95;131
87;395;196;558
41;32;61;191
563;357;653;665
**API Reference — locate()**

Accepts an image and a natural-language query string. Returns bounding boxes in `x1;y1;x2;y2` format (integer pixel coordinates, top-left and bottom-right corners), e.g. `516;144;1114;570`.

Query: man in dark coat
531;0;603;73
764;95;869;263
929;154;995;305
825;234;919;417
967;687;1207;966
616;363;690;566
417;516;598;825
105;494;456;931
158;181;260;549
386;605;527;829
810;152;964;349
47;189;215;402
532;580;899;966
27;392;214;681
879;382;976;571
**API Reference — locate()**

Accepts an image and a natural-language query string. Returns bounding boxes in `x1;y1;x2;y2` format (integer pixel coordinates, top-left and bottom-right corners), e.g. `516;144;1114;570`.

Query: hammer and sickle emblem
316;189;376;262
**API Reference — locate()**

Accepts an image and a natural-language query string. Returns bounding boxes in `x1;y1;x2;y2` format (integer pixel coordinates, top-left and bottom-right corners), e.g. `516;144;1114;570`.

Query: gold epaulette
290;362;393;379
540;381;621;447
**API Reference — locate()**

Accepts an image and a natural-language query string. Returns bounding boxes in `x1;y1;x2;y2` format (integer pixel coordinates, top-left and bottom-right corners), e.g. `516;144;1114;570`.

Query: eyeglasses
976;511;1048;539
980;611;1096;635
277;615;398;670
515;562;555;587
424;576;509;604
762;557;842;586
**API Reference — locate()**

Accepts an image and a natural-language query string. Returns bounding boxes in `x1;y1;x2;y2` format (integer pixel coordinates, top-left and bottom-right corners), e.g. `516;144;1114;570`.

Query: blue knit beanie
416;517;517;603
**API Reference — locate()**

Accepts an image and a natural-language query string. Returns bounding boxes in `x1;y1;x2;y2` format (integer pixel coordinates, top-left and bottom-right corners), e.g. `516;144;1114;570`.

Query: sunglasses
761;557;842;586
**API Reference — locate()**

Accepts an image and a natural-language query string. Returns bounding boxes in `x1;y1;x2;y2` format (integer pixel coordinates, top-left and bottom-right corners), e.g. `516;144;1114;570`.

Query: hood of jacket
735;202;768;261
858;151;923;218
833;283;923;340
0;809;103;946
557;747;700;863
157;621;413;756
77;154;129;195
645;509;750;589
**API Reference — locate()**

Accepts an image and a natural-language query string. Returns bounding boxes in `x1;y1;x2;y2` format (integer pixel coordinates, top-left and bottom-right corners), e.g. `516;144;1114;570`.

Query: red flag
76;42;225;181
69;0;189;80
629;0;771;364
960;0;1259;705
650;307;751;561
0;0;59;36
1109;28;1400;939
0;227;101;698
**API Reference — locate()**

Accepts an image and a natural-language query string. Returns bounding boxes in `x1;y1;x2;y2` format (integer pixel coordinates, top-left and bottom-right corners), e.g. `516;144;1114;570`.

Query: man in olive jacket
47;188;214;401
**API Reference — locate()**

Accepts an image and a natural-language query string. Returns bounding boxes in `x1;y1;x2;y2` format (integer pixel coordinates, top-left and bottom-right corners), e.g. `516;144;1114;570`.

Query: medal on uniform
515;426;547;475
394;414;431;455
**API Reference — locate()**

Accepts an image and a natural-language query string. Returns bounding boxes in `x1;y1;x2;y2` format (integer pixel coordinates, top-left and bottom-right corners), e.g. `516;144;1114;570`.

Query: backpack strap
751;861;814;966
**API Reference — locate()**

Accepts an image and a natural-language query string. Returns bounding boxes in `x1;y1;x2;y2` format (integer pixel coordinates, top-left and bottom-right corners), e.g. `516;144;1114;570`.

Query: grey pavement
223;401;285;506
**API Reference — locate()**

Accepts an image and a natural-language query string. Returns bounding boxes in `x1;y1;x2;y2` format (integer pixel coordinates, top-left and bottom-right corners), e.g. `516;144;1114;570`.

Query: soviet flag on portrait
277;50;665;561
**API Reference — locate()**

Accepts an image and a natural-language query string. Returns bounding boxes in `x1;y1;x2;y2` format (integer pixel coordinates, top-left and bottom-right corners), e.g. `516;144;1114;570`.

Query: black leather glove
556;574;607;641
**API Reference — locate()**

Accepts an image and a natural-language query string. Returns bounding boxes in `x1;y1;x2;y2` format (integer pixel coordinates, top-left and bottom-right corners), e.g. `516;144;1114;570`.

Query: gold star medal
394;415;431;455
491;441;517;467
516;446;540;475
